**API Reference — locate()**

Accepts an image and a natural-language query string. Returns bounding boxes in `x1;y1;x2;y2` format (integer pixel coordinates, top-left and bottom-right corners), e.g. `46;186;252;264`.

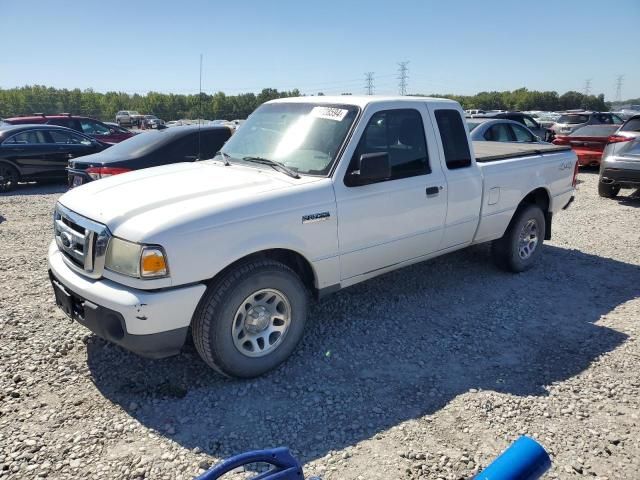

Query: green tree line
417;87;608;112
0;85;301;121
0;85;613;121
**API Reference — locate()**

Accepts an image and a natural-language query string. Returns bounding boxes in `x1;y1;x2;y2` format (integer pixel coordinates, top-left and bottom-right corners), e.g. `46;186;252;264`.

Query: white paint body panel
49;96;577;336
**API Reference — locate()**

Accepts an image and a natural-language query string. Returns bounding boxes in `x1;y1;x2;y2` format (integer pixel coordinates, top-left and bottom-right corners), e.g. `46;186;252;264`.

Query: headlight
105;238;168;279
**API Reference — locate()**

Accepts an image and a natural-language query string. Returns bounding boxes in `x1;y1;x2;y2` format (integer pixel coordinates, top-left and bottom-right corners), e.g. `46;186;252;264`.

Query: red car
552;125;621;166
2;114;135;144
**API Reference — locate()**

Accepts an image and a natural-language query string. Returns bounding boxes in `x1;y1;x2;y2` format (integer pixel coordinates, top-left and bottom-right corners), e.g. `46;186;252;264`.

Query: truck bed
473;142;571;163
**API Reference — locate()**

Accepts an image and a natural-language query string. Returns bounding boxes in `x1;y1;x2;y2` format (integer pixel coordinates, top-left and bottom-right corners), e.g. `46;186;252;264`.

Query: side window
48;130;92;145
511;124;535;143
507;115;526;126
351;109;430;180
621;118;640;132
80;119;110;135
166;133;199;160
599;114;613;125
612;115;623;125
200;129;231;159
5;130;48;145
47;118;69;127
434;109;472;169
485;124;513;142
522;116;538;129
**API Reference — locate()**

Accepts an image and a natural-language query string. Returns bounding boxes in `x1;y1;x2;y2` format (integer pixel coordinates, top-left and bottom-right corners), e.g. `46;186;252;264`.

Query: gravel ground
1;171;639;480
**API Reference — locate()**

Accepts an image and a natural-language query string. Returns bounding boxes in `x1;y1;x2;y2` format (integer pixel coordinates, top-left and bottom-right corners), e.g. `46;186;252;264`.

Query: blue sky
1;0;638;99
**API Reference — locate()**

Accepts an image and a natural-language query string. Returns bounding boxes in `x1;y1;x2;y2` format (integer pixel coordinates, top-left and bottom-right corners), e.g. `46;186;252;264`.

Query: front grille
53;203;110;278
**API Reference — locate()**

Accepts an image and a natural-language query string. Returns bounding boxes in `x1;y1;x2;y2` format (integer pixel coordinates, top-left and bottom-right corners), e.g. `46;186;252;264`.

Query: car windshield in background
570;125;619;137
558;114;589;124
621;118;640;132
219;103;359;176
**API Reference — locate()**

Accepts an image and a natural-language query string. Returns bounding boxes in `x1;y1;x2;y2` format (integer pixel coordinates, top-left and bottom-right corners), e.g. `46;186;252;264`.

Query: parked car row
2;114;135;144
552;115;640;168
0;122;233;191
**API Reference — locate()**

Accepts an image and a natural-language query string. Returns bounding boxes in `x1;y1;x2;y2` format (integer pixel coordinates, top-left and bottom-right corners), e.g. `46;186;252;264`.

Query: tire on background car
598;182;620;199
492;204;546;273
192;258;308;378
0;163;20;192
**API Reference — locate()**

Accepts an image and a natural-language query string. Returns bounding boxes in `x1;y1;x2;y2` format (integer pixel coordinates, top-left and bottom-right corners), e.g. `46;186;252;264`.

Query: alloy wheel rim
518;219;539;260
232;288;291;358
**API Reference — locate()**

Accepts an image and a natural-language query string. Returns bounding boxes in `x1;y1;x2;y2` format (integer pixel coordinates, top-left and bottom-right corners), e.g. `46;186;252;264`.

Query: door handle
426;186;442;197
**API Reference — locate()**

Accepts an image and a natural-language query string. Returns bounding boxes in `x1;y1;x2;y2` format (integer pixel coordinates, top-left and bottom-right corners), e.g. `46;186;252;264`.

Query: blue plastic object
475;436;551;480
194;447;303;480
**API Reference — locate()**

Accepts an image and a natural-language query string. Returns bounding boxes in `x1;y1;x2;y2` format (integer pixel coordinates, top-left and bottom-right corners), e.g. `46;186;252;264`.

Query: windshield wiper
242;156;300;179
215;151;231;166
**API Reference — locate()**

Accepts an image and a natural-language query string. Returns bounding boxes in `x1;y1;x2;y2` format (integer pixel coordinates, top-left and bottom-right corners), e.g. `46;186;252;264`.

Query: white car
49;96;577;378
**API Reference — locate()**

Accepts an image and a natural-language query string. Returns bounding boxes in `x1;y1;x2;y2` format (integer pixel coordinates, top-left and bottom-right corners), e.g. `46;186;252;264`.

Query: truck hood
59;161;321;241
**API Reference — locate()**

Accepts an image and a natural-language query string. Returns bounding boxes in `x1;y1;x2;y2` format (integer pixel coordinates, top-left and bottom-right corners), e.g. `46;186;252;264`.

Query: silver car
551;112;624;136
115;110;143;127
467;118;546;144
598;115;640;198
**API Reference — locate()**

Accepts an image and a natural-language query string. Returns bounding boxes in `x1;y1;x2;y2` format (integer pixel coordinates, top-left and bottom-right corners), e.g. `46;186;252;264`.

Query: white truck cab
48;96;577;377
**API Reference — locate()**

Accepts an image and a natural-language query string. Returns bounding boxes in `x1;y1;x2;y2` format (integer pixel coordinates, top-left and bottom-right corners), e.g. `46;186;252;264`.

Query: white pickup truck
48;96;577;377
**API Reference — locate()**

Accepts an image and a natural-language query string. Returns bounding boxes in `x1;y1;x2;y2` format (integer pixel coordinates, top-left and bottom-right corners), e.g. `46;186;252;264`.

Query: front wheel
598;182;620;198
192;259;308;378
0;163;19;192
492;205;546;273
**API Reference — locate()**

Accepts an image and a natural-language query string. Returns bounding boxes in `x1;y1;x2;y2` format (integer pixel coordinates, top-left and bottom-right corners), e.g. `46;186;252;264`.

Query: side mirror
534;135;542;142
109;128;115;134
349;152;391;185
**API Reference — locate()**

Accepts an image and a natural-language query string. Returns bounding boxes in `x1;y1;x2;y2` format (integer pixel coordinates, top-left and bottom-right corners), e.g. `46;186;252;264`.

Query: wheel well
519;187;552;240
206;249;317;296
0;160;21;177
520;187;550;212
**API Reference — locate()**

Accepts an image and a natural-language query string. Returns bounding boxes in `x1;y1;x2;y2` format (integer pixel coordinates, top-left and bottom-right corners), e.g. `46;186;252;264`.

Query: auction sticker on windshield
310;106;349;122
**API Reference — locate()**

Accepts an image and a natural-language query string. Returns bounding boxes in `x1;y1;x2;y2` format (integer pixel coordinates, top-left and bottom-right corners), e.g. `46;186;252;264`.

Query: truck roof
267;95;459;108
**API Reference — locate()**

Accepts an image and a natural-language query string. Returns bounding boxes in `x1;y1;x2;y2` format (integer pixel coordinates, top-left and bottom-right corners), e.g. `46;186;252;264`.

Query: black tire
598;182;620;199
492;204;546;273
192;259;308;378
0;163;19;192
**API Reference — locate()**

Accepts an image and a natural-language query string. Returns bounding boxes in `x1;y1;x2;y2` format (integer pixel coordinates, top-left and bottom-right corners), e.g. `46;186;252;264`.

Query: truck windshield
220;103;359;176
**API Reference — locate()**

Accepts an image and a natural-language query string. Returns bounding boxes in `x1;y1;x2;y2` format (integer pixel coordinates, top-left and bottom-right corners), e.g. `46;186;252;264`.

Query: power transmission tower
365;72;375;95
398;61;409;95
615;74;624;102
583;79;592;96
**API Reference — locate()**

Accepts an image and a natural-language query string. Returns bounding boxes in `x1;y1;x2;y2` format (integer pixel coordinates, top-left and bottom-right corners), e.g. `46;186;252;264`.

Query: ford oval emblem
60;231;73;248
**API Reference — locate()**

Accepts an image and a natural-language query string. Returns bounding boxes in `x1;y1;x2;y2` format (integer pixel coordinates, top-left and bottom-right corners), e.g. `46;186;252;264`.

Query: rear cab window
434;109;472;169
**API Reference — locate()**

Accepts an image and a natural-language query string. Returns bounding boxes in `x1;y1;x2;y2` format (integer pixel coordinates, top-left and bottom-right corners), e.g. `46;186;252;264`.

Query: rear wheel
0;164;19;192
598;182;620;198
192;259;308;378
492;205;546;273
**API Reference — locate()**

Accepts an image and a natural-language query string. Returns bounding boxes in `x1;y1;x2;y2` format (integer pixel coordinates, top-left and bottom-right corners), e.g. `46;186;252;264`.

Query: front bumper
48;241;206;358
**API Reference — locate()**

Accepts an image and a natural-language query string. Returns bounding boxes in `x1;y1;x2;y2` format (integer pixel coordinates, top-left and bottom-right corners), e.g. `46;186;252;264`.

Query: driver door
333;106;447;281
